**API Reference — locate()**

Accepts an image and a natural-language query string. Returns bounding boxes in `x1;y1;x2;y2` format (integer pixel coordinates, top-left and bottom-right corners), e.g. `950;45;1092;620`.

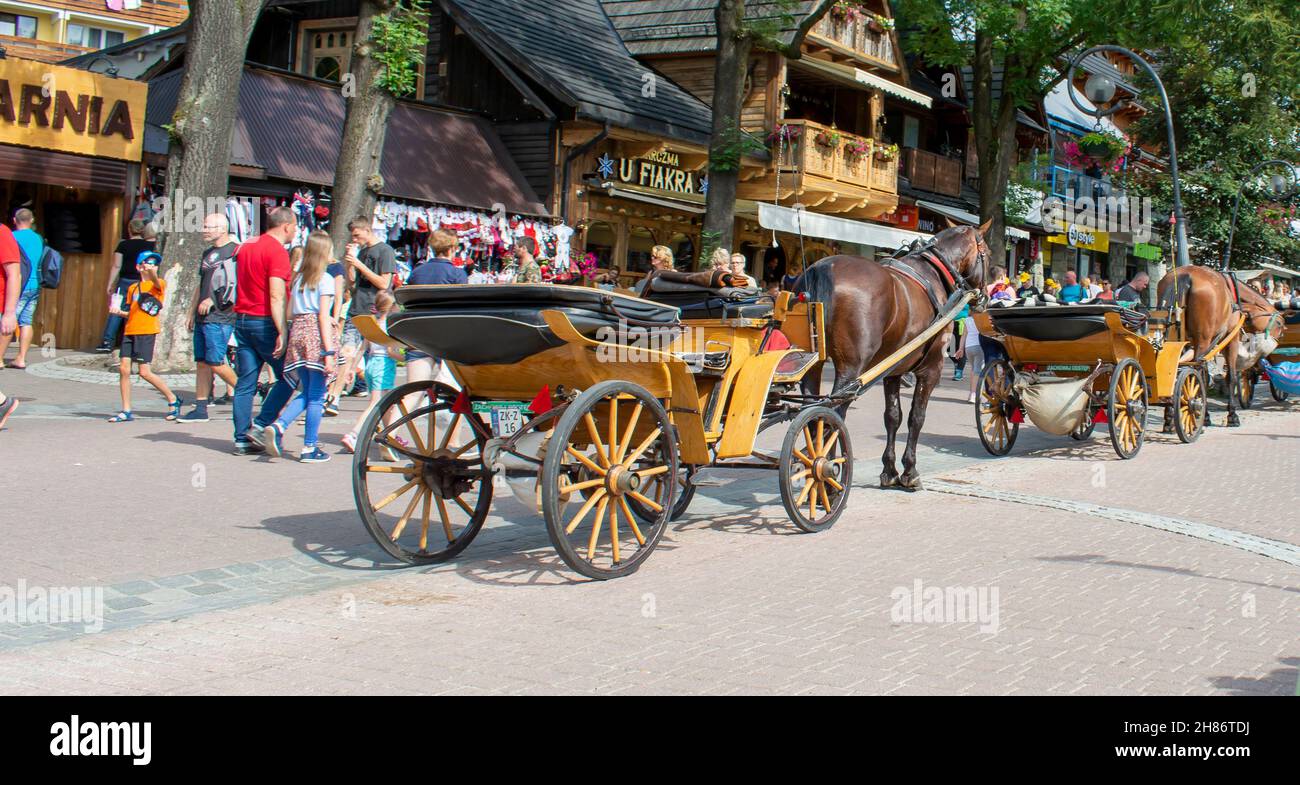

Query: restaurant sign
0;59;147;162
601;150;701;195
878;205;919;231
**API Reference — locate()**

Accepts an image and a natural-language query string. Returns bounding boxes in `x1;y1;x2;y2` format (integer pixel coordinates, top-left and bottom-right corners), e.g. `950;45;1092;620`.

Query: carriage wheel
540;381;678;580
1173;366;1206;443
627;464;698;522
779;407;853;533
1069;416;1097;441
1236;368;1256;409
975;359;1019;456
1107;359;1148;459
1271;379;1290;402
354;381;492;565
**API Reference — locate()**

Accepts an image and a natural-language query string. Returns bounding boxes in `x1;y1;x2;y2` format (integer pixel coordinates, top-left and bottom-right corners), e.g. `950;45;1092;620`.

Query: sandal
108;411;135;423
165;398;183;421
340;432;357;454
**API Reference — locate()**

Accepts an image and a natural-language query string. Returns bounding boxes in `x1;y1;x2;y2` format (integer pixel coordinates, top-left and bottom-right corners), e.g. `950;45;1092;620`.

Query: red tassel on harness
1092;408;1108;424
1010;408;1025;423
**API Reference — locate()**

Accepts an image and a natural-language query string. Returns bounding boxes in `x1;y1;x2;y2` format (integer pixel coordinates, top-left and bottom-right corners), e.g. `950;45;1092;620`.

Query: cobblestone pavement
0;354;1296;694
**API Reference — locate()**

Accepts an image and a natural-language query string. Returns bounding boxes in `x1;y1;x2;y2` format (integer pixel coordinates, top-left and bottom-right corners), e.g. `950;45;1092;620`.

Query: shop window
0;13;37;39
903;115;920;149
584;221;617;268
627;226;657;274
67;24;126;50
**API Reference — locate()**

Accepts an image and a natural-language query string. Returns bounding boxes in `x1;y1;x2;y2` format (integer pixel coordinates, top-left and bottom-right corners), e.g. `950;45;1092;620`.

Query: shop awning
758;203;931;250
146;66;548;215
789;58;932;108
1260;262;1299;278
916;199;1030;240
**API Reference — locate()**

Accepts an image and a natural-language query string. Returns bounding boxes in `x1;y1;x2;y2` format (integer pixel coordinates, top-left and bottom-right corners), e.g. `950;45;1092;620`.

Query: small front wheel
779;407;853;533
1173;366;1206;443
1271;379;1290;403
1107;359;1148;459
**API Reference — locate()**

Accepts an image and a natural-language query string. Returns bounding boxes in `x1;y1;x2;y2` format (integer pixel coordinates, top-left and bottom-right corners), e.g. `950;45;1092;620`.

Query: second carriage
972;302;1242;460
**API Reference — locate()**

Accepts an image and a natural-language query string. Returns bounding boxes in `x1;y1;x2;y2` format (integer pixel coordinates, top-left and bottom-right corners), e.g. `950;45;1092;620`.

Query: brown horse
799;222;992;490
1156;266;1285;427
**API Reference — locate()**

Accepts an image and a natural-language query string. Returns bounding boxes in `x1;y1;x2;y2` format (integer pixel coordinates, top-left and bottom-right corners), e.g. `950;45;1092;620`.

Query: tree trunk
153;0;265;373
329;0;401;255
700;0;752;270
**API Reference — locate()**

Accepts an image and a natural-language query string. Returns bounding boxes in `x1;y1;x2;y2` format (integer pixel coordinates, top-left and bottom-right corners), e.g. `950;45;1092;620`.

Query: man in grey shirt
328;216;396;408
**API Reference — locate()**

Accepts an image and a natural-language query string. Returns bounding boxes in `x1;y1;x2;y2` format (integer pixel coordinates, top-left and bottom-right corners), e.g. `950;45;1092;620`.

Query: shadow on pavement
1039;554;1300;595
1209;656;1299;696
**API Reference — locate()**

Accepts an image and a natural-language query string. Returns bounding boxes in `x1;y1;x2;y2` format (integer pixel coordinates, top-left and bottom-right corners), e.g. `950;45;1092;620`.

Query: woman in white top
266;231;337;462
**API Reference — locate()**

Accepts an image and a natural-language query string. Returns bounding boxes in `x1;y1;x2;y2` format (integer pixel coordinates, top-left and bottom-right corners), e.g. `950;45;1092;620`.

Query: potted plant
767;124;802;146
843;138;871;160
814;128;843;149
830;0;863;23
873;142;899;162
1064;130;1131;173
867;14;893;33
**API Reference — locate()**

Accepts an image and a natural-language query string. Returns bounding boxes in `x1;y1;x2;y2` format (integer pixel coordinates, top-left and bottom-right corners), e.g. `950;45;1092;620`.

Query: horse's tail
1158;268;1191;312
796;258;836;329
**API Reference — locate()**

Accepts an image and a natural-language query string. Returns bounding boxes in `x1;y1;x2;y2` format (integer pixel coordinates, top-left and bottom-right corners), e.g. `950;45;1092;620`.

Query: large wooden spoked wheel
540;381;678;580
779;406;853;533
627;463;698;523
1069;416;1097;441
975;359;1019;456
354;381;492;565
1106;359;1149;460
1173;366;1206;444
1236;368;1256;410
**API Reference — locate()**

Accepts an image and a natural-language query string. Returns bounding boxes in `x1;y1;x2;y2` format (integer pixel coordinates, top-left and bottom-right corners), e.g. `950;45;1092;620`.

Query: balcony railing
1050;166;1127;203
904;148;964;197
809;14;897;68
0;35;91;63
771;120;898;195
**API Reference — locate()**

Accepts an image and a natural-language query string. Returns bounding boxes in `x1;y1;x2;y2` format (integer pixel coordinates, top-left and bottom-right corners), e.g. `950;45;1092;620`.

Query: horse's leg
1225;339;1241;427
899;352;943;491
880;376;903;489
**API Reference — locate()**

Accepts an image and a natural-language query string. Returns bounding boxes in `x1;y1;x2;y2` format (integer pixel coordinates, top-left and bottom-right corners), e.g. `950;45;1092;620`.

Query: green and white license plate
473;401;530;438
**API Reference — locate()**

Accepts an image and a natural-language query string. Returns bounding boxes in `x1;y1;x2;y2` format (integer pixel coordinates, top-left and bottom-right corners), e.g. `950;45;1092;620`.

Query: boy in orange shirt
108;252;181;422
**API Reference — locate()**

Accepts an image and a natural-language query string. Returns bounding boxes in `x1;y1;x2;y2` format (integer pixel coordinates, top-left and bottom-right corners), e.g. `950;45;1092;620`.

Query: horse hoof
899;475;923;492
1227;416;1241;428
880;474;900;489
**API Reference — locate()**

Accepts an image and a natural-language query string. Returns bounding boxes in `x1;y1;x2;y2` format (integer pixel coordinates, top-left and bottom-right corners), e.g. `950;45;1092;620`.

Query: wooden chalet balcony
736;119;899;220
807;13;897;70
904;148;964;198
0;35;91;63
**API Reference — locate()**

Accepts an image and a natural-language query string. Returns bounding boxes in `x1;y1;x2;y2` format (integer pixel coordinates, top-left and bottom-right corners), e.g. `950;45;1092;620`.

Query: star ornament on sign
597;154;615;180
699;175;709;196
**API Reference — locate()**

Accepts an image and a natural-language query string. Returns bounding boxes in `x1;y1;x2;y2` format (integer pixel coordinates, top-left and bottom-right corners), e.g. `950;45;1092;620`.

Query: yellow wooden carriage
973;303;1241;459
349;283;851;580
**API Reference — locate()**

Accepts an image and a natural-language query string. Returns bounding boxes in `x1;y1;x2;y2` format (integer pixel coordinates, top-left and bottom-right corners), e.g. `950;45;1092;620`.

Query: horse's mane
930;226;971;266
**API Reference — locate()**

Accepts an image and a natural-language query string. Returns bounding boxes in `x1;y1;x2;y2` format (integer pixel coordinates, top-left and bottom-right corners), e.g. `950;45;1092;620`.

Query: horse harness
1220;269;1282;337
882;237;985;314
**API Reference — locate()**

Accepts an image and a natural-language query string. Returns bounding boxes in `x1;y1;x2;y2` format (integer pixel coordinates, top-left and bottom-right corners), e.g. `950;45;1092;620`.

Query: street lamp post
1221;159;1298;269
1065;46;1191;267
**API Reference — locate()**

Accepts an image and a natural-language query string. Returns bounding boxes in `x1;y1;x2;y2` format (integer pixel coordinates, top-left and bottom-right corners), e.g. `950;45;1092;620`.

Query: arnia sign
0;59;147;162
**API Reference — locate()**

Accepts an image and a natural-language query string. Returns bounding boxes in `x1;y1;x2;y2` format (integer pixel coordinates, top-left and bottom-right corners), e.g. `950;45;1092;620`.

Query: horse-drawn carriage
973;302;1242;459
349;281;858;579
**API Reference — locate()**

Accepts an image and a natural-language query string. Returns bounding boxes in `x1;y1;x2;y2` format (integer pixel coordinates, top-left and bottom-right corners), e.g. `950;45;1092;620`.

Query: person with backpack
178;213;240;423
0;209;46;370
96;219;155;353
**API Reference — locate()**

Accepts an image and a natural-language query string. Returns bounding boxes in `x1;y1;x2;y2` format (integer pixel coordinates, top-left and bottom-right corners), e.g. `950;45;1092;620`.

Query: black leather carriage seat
642;279;771;320
987;304;1144;342
389;284;680;366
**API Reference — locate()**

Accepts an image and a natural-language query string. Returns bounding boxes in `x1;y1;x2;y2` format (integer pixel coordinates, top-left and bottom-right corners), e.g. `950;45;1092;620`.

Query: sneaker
954;370;964;381
300;447;332;464
94;344;113;354
967;393;977;404
340;432;357;454
232;441;265;456
212;394;232;406
901;373;916;389
323;396;339;417
263;424;285;458
245;427;268;449
176;408;210;424
0;397;18;431
381;435;409;463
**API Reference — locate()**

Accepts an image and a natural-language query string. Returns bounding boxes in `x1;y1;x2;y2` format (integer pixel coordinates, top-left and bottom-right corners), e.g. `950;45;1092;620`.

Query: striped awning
791;58;932;108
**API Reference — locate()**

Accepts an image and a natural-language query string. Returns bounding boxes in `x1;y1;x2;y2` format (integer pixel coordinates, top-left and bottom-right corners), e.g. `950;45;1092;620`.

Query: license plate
473;401;529;438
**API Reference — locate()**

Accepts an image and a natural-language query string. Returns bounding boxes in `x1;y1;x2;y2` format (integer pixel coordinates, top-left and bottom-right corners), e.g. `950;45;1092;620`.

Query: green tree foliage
372;0;429;96
1126;0;1300;268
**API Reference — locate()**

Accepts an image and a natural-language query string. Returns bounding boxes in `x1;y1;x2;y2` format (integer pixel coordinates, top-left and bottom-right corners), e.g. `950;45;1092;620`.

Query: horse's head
1237;282;1285;362
932;219;995;308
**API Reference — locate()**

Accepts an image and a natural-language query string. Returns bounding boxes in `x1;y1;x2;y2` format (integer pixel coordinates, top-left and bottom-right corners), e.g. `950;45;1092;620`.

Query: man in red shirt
231;207;298;454
0;224;21;430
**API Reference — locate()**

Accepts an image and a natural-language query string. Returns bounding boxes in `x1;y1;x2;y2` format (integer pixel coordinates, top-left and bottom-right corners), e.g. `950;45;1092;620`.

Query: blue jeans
274;368;326;448
233;316;292;444
100;279;137;347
